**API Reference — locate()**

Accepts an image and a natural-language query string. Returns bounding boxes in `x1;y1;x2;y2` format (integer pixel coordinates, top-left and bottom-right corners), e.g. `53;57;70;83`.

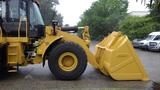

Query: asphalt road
0;42;160;90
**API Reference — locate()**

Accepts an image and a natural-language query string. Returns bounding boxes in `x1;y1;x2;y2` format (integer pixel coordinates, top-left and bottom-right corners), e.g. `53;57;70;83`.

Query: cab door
2;0;28;37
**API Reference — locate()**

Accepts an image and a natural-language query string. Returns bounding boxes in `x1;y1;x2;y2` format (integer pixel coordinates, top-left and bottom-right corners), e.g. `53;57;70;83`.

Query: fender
37;26;63;66
37;26;98;68
37;36;63;57
37;35;63;66
56;30;99;68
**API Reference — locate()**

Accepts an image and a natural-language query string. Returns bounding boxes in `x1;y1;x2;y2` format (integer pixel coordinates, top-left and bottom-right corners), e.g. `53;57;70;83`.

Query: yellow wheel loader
0;0;148;81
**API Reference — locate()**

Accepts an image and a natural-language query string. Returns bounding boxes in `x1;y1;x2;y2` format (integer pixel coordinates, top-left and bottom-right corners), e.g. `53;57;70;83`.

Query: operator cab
0;0;45;38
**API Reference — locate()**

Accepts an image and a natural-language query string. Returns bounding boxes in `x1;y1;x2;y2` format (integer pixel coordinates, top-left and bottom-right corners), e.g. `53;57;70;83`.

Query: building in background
129;11;150;17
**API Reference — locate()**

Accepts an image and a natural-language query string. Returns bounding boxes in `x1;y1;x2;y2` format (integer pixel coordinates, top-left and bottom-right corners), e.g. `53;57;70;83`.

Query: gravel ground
0;42;160;90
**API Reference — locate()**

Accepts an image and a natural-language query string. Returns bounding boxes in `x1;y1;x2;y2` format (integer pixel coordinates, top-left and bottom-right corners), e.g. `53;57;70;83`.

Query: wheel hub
58;52;78;72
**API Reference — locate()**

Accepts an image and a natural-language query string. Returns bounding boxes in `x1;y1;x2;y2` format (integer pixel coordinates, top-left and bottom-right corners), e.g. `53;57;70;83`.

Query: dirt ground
0;42;160;90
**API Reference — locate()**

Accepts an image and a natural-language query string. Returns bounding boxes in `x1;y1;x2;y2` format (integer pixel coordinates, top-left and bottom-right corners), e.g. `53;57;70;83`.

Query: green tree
78;0;128;40
138;0;160;22
138;0;158;6
119;16;160;39
55;13;63;26
39;0;63;25
147;0;160;23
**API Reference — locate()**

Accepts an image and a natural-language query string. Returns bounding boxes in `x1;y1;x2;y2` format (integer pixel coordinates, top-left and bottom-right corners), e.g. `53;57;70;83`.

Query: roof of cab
149;31;160;35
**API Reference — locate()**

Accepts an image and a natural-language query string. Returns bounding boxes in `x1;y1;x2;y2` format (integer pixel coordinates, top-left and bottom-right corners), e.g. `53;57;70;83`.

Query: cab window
0;1;2;17
0;1;6;18
20;1;27;21
8;0;20;21
7;0;27;22
154;35;160;40
30;3;44;26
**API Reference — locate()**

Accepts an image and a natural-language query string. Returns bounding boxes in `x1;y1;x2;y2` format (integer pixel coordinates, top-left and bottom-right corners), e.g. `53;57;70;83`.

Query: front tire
48;42;87;80
144;45;148;50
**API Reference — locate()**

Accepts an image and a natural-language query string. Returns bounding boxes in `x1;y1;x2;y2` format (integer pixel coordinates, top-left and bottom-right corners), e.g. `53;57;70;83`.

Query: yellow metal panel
8;43;25;66
0;37;6;43
0;27;6;43
94;32;149;81
36;27;63;56
33;55;43;64
82;26;91;46
6;37;28;43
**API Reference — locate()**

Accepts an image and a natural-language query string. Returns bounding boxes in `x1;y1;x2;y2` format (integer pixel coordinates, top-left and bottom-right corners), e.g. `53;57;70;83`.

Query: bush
119;16;160;40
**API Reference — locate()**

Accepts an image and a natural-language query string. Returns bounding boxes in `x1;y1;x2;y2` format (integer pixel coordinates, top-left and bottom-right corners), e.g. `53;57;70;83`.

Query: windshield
30;3;44;26
145;35;155;40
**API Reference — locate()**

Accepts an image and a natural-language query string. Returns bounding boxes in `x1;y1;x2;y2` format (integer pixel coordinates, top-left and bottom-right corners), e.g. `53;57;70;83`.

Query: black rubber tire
48;42;87;80
0;65;8;79
0;45;8;79
144;45;148;51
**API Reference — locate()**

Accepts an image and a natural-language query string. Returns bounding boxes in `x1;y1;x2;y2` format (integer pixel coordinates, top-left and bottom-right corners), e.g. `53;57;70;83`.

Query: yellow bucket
94;32;149;81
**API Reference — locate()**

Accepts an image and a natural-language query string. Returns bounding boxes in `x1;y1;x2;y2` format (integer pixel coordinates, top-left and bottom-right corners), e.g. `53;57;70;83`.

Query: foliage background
78;0;160;40
119;16;160;40
78;0;128;40
119;0;160;40
39;0;63;26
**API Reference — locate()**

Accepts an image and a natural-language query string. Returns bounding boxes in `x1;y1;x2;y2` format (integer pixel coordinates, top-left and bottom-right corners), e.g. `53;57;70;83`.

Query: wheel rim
58;52;78;72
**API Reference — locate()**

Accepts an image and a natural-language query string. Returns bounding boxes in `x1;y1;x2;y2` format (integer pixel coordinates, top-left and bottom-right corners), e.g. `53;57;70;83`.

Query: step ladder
8;43;25;66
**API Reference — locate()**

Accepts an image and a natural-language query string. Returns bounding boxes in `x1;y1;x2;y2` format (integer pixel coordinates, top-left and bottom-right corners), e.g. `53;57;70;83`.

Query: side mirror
52;20;58;27
52;20;58;35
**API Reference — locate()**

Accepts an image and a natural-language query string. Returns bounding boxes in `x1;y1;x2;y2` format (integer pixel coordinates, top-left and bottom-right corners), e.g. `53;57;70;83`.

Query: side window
8;0;20;22
0;1;6;18
154;35;160;40
20;1;27;21
0;2;2;17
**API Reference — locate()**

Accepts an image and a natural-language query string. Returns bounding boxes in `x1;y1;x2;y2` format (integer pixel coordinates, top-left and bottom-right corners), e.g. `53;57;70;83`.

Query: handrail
18;17;22;37
0;27;3;37
18;17;28;37
25;17;28;37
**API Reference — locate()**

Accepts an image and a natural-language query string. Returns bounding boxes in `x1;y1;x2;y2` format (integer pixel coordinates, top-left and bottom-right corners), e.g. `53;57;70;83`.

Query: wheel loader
0;0;148;81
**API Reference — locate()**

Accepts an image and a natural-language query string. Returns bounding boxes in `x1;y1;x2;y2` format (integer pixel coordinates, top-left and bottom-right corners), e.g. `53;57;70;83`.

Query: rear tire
0;45;8;79
48;42;87;80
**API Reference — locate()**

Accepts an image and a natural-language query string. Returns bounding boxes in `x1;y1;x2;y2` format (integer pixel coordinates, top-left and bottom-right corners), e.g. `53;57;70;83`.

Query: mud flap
94;32;149;81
